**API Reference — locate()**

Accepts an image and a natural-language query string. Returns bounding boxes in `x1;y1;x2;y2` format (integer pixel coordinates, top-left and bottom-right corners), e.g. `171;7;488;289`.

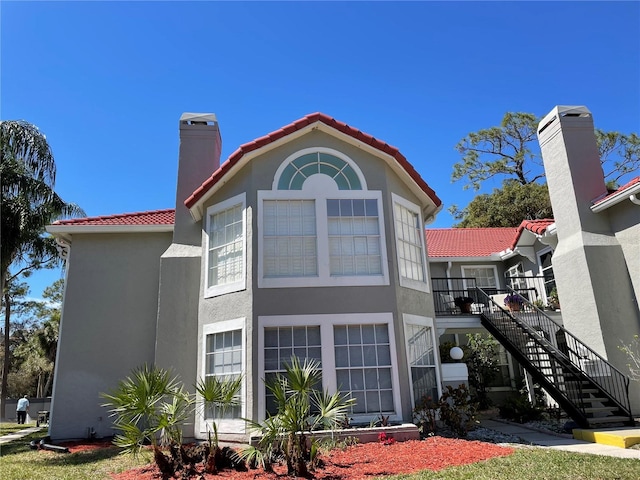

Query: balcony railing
433;276;552;316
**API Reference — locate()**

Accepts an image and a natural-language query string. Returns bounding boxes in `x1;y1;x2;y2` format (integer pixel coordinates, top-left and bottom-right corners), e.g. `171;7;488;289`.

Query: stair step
585;406;618;413
587;416;631;425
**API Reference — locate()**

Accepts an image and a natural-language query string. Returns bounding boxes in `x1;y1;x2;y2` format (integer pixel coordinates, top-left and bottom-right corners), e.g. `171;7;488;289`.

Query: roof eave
46;224;174;238
187;120;442;221
427;254;503;262
591;183;640;213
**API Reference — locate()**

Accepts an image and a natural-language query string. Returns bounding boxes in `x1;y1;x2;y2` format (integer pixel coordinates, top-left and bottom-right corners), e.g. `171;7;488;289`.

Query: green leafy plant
438;384;478;437
241;356;355;477
102;364;245;478
413;394;439;436
464;333;500;409
499;392;545;424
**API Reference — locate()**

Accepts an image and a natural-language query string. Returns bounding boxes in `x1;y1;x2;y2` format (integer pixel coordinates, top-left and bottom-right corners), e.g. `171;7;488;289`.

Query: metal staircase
476;288;634;428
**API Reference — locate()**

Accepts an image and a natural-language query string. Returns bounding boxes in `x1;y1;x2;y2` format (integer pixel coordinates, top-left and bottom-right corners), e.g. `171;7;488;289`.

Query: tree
1;120;83;419
453;112;640;191
451;180;552;227
450;112;639;227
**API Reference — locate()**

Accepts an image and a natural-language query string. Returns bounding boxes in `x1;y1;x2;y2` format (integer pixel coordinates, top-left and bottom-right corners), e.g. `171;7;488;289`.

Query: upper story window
259;148;389;288
461;265;499;293
205;192;247;297
392;194;429;292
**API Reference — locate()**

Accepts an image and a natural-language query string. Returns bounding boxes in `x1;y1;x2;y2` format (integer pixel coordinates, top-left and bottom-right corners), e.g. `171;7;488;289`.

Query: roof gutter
591;183;640;212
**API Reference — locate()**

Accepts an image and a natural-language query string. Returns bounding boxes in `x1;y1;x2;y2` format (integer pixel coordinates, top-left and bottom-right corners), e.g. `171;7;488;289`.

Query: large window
263;200;317;277
263;325;322;415
403;315;439;404
392;194;429;292
334;324;393;414
200;318;245;434
258;313;402;423
328;199;382;276
205;193;246;297
258;148;389;289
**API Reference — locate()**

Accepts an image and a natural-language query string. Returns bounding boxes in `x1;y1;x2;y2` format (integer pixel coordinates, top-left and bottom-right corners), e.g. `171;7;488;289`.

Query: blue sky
2;1;639;299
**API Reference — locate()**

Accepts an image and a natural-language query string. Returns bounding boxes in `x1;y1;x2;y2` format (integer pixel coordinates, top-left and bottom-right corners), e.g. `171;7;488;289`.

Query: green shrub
499;392;545;423
438;384;478;438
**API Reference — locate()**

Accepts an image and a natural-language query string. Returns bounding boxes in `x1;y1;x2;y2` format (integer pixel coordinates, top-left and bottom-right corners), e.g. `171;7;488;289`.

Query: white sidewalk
0;426;43;446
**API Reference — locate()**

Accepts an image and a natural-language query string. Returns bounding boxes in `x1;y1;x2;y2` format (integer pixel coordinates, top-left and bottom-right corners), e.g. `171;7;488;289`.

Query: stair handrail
475;287;632;417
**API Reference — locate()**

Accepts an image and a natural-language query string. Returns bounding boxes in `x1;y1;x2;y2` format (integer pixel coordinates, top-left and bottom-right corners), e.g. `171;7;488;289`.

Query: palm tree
1;119;83;419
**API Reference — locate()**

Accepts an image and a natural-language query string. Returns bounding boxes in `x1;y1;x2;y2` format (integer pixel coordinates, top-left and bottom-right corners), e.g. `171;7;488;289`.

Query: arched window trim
272;147;368;192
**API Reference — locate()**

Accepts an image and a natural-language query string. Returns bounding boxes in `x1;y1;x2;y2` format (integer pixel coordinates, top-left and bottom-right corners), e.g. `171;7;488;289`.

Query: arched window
273;148;366;191
259;148;388;288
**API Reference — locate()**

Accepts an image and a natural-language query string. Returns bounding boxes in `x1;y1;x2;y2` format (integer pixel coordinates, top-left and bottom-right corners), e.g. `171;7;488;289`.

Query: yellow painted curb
573;428;640;449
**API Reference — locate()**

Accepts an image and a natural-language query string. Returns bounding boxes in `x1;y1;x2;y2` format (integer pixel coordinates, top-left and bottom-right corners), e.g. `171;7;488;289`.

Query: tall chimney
537;105;638;363
174;113;221;245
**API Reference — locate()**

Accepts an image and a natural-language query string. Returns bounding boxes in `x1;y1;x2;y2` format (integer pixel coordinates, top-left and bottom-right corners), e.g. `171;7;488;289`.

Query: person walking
16;395;30;424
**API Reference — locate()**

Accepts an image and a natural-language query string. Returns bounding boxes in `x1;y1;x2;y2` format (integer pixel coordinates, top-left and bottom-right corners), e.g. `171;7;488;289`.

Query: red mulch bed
59;439;115;453
106;437;514;480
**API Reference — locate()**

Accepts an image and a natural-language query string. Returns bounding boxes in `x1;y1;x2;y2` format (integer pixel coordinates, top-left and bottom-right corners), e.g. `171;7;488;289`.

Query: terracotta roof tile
509;218;555;250
593;176;640;205
185;112;441;209
52;209;175;226
426;228;518;258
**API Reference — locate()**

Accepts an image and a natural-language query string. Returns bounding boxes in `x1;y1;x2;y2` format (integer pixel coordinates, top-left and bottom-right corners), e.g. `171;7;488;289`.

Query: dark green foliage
413;393;439;436
241;357;355;477
464;334;501;410
438;384;478;437
499;392;545;424
451;180;552;227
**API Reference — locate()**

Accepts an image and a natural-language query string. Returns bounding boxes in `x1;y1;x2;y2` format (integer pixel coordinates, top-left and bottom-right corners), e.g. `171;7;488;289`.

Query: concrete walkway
0;426;42;446
481;418;640;460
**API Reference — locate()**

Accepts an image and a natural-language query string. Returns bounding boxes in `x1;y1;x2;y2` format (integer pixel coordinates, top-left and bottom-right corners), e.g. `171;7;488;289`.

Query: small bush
438;385;478;438
499;393;544;423
413;394;439;436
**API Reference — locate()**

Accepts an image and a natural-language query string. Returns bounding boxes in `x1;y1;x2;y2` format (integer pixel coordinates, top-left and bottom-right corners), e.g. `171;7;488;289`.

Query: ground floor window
403;315;440;405
258;313;403;423
201;318;245;432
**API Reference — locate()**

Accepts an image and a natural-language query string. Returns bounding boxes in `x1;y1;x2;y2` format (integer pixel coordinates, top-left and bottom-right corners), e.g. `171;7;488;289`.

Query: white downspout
630;194;640;206
446;261;453;291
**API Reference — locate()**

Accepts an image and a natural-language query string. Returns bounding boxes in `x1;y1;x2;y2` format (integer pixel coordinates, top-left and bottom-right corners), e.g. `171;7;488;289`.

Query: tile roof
52;209;175;226
592;176;640;205
509;218;555;250
185;112;442;209
425;228;518;258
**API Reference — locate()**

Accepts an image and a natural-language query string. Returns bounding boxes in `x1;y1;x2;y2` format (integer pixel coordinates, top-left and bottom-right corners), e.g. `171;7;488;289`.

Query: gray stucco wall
50;232;171;440
196;130;436;427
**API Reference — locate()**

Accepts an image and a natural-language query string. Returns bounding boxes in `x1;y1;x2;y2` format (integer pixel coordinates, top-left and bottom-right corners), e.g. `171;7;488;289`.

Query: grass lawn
0;422;40;435
0;432;639;480
0;431;152;480
391;446;640;480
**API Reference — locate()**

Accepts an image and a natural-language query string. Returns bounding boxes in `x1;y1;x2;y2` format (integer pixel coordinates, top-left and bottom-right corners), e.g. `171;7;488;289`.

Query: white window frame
258;182;389;289
197;318;246;435
204;192;247;298
537;246;555;299
403;314;442;407
392;193;430;293
461;265;499;291
257;313;402;424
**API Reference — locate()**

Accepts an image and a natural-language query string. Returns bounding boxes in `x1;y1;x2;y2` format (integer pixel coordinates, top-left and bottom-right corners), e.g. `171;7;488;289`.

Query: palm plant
195;374;243;473
1;120;83;420
101;364;191;477
241;356;355;477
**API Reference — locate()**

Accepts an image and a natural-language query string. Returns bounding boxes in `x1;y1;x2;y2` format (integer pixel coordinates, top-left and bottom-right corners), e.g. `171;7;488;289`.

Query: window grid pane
208;204;243;287
328;199;382;276
264;200;317;277
263;326;322;416
406;324;438;404
205;329;242;419
394;203;425;282
334;324;394;415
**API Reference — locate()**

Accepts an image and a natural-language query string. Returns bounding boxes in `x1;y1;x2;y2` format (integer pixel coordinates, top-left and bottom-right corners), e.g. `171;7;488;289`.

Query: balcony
432;276;554;316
